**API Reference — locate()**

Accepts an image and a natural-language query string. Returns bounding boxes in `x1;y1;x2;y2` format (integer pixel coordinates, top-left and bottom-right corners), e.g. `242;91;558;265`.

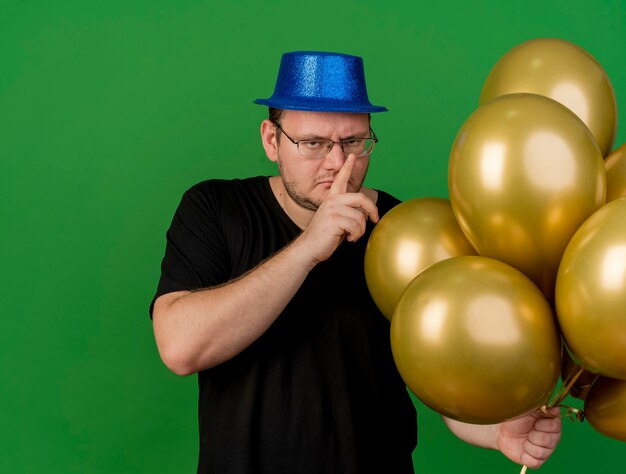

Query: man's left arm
442;407;562;469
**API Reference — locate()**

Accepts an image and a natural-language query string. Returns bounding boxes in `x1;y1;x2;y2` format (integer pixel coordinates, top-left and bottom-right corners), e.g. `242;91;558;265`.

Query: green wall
2;0;625;472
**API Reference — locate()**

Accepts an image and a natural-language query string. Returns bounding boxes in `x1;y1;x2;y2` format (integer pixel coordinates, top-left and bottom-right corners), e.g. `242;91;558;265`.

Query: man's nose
323;142;346;168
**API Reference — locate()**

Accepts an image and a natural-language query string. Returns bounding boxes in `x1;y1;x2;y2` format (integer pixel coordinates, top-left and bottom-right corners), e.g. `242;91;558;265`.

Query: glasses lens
344;138;374;156
297;138;375;159
298;140;333;159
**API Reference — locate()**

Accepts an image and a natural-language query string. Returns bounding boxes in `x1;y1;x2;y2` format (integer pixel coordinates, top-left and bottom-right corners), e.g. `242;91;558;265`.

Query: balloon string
548;366;585;408
518;367;590;474
559;405;585;423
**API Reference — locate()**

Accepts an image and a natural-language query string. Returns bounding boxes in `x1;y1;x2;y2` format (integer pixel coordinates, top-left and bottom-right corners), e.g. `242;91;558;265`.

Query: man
151;51;561;473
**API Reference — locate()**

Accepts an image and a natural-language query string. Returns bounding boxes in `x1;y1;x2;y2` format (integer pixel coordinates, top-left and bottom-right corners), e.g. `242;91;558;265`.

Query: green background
2;0;625;472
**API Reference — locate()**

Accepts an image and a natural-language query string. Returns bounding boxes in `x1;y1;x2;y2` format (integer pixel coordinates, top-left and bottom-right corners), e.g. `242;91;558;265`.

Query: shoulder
180;177;271;209
185;176;269;199
166;177;273;231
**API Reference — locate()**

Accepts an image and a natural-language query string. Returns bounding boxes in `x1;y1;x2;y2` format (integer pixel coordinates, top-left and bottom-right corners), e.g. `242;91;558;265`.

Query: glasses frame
272;121;378;159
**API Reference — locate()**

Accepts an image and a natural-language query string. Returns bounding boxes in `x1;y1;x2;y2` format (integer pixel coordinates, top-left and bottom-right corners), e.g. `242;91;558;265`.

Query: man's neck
268;176;314;229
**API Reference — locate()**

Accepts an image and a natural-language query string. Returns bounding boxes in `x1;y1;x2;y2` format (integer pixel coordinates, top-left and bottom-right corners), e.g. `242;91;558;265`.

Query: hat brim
254;98;388;113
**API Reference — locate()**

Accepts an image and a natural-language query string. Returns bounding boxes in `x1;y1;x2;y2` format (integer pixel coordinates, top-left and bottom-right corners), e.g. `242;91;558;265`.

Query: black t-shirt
152;177;417;474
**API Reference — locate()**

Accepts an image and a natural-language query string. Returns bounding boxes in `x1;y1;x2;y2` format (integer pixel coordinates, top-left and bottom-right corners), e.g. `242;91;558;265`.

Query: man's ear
260;120;279;163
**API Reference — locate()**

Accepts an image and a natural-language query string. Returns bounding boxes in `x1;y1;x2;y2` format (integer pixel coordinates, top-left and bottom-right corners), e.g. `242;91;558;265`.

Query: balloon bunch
365;38;626;443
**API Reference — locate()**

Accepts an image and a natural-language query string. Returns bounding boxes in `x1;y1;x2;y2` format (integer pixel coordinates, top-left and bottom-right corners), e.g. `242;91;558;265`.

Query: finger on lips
329;153;356;195
326;153;379;225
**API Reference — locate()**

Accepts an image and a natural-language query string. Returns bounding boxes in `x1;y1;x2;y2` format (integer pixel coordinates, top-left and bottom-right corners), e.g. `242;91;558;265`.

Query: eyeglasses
272;121;378;159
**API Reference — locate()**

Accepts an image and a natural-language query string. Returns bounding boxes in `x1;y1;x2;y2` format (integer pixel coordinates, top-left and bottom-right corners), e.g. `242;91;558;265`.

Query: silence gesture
299;153;379;263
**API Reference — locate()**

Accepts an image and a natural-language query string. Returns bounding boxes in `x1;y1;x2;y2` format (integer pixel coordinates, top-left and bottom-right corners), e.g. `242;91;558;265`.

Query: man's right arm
152;154;379;375
152;234;317;375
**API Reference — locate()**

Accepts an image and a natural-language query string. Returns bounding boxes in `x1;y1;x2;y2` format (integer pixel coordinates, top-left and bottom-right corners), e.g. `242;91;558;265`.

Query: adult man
151;51;561;473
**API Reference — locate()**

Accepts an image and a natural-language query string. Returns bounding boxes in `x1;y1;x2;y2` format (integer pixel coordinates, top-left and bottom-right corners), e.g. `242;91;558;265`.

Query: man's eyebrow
296;133;329;140
298;130;370;140
341;131;370;139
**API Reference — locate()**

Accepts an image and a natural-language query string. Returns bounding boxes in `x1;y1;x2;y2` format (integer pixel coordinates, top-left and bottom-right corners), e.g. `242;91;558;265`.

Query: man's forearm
442;416;499;449
152;236;317;375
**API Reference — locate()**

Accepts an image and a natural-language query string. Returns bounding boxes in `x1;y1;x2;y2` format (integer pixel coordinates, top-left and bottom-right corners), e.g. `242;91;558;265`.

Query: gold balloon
560;347;597;400
606;143;626;202
391;256;561;424
365;197;476;320
555;197;626;379
480;38;617;156
584;377;626;442
449;93;606;297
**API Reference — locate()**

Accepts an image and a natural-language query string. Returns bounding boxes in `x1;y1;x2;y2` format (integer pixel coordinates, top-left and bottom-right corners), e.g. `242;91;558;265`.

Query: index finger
329;153;356;195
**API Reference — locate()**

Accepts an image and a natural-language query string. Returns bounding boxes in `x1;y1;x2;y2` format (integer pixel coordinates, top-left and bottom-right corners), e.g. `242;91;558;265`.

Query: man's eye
301;140;324;149
344;139;362;146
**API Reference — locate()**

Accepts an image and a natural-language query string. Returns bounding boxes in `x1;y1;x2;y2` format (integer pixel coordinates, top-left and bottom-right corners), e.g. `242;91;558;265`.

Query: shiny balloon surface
365;197;476;320
449;93;606;297
585;377;626;442
480;38;617;156
556;197;626;379
606;143;626;202
391;256;561;424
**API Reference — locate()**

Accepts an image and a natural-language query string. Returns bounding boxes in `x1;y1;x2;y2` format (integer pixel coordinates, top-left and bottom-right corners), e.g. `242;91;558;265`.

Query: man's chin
292;195;320;212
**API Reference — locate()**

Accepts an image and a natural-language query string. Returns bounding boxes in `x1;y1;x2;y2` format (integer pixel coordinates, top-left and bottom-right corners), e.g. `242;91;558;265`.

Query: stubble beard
278;161;322;212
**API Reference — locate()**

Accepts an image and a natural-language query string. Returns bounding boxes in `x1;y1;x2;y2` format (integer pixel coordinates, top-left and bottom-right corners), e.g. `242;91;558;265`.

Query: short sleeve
149;183;230;316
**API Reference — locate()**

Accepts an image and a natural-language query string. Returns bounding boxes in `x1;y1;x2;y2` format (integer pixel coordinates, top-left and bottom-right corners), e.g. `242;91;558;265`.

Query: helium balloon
364;197;476;320
606;143;626;202
560;347;597;400
555;197;626;379
480;38;617;156
449;93;606;297
391;256;561;424
584;377;626;442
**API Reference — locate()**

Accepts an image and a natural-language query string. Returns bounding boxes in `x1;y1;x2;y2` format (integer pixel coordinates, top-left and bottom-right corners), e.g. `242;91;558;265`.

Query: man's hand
443;407;562;469
496;407;562;469
298;154;379;263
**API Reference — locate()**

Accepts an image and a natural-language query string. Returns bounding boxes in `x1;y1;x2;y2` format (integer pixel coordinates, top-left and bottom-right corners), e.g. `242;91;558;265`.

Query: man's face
270;110;372;211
